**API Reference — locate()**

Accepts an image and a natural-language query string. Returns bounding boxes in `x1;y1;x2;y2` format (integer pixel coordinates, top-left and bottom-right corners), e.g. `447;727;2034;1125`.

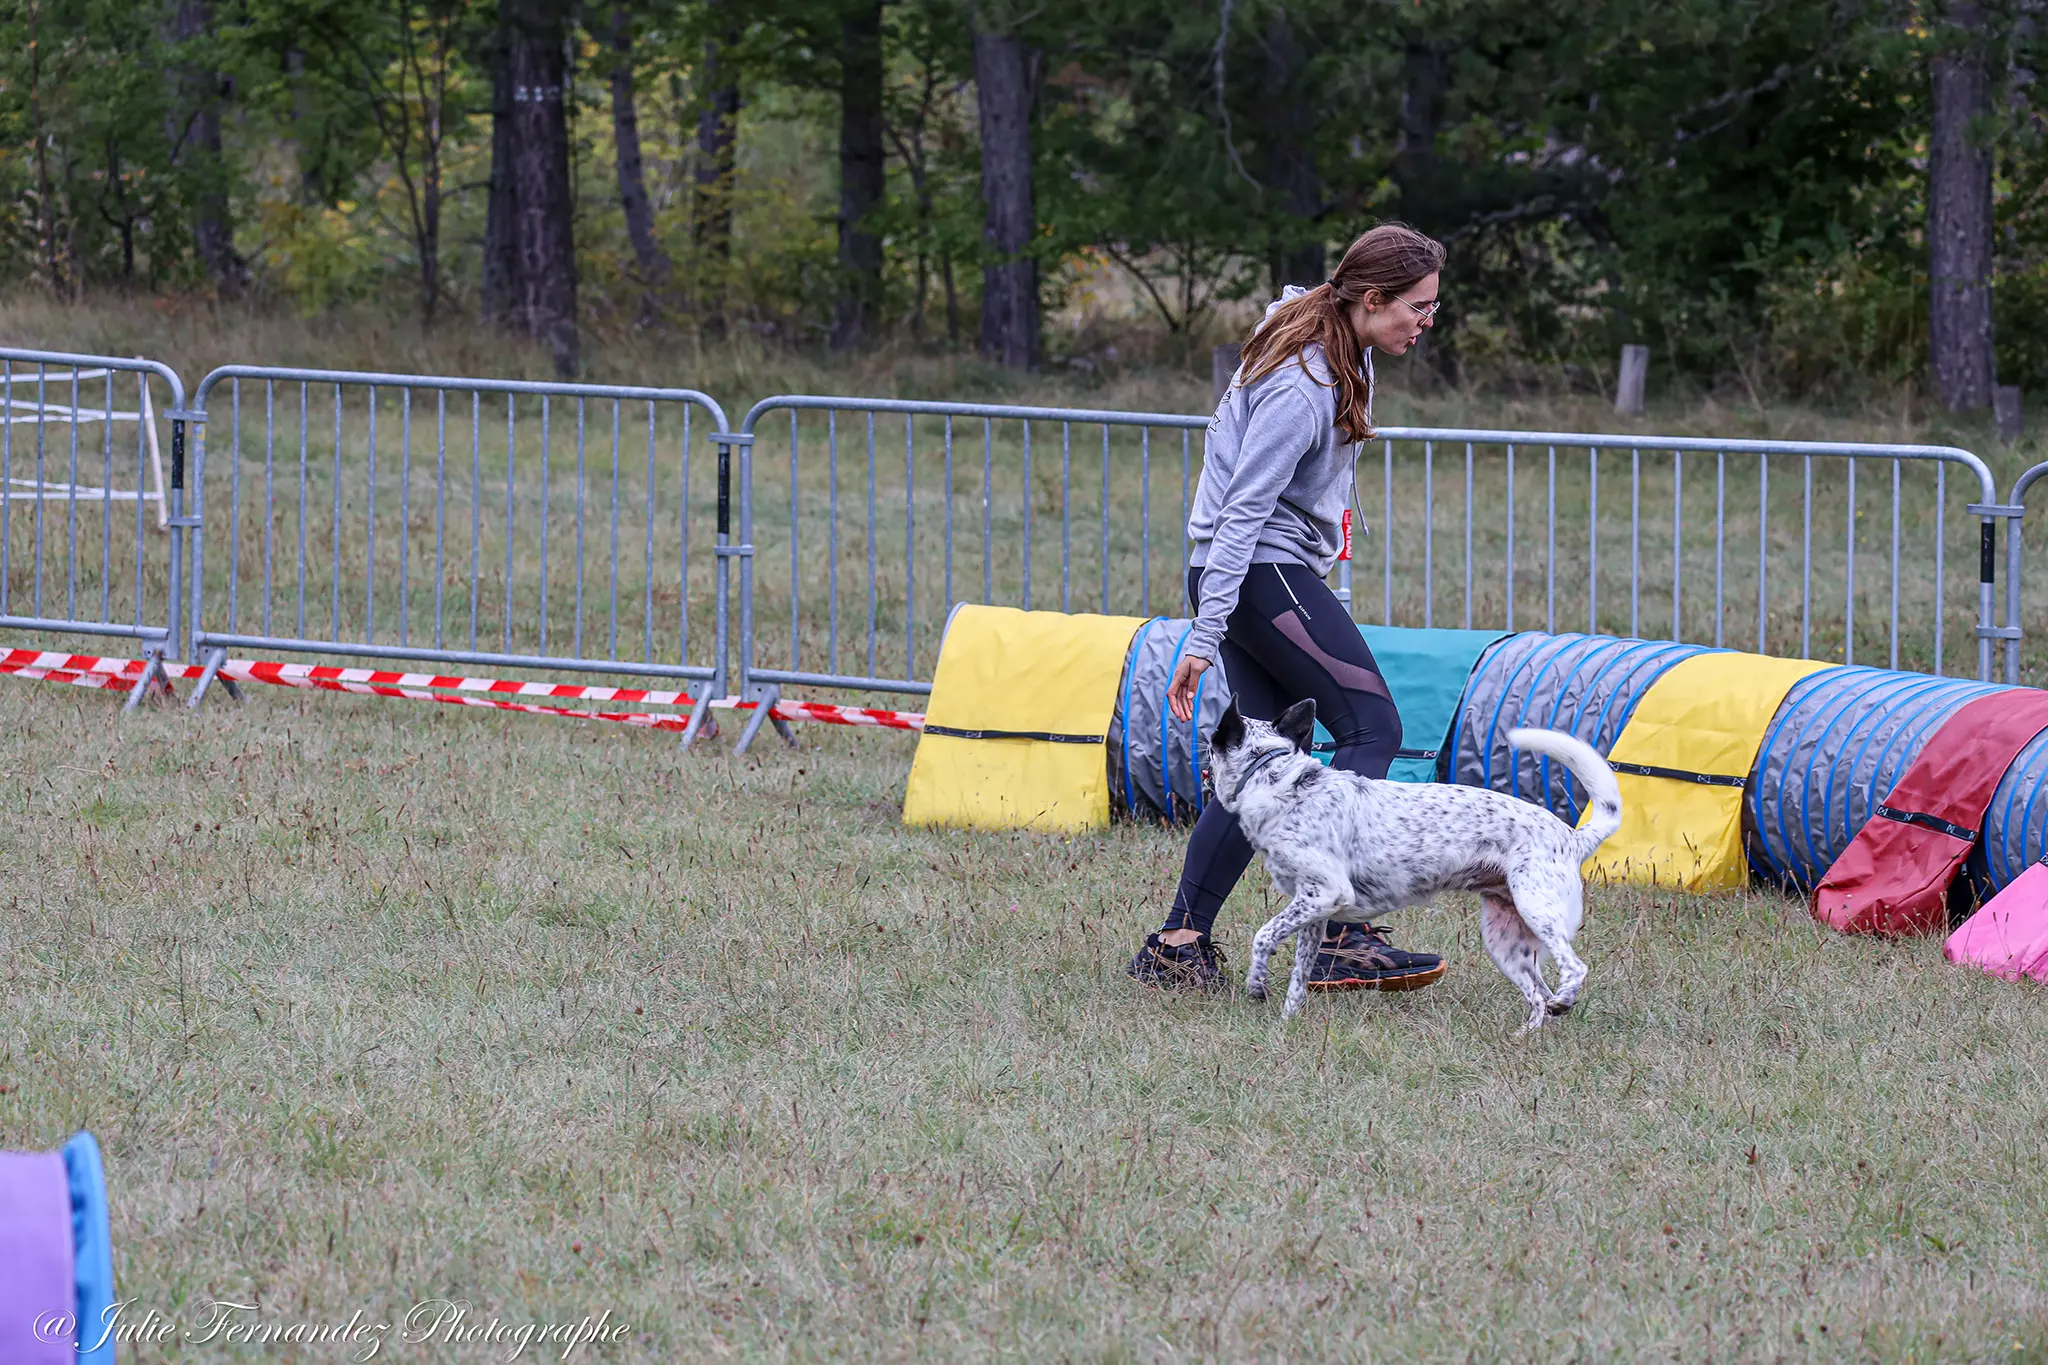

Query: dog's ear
1275;698;1317;753
1210;699;1245;754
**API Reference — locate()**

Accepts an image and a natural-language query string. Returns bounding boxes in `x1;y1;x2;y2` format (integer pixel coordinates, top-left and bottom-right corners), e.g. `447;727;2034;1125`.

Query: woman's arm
1183;383;1319;667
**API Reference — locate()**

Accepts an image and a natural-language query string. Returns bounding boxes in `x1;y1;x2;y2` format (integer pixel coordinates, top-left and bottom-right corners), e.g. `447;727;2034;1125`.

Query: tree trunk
1929;1;1996;412
972;24;1039;369
609;3;670;325
503;0;579;376
694;2;741;339
168;0;244;294
1256;12;1322;290
832;0;887;350
481;7;518;325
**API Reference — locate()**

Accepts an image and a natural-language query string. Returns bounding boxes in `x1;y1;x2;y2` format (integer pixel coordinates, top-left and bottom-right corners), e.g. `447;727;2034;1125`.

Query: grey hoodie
1184;285;1372;663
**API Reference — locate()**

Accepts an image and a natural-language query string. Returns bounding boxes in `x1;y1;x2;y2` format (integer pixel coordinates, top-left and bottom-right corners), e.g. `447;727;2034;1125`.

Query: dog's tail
1506;727;1623;860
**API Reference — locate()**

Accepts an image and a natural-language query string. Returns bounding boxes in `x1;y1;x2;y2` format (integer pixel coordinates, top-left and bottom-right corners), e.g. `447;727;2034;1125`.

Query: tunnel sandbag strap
903;605;1148;833
1584;651;1834;891
1814;689;2048;935
921;725;1104;744
62;1133;113;1365
1875;805;1978;843
1605;760;1747;788
0;1149;78;1365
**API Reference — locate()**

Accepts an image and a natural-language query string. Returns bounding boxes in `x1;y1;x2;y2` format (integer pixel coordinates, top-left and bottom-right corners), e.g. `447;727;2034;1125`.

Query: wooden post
1212;342;1242;407
1615;344;1650;415
1996;385;2024;444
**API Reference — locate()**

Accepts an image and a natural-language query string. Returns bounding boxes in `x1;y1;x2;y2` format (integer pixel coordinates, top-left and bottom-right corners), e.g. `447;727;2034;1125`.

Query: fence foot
185;647;239;709
733;685;793;756
121;648;173;713
677;690;716;751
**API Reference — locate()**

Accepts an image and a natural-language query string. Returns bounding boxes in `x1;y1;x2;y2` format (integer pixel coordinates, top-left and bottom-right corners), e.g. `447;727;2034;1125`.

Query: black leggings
1165;561;1402;936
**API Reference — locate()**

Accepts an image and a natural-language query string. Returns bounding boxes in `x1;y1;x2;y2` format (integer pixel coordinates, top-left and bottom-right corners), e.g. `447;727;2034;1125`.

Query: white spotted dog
1209;698;1623;1033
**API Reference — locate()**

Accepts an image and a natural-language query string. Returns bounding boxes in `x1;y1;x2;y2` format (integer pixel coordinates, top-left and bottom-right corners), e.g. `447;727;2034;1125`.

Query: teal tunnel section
1106;621;1503;822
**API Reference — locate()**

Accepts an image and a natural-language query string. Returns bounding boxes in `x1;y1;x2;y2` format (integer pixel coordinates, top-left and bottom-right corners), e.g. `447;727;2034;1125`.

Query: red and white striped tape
0;647;925;732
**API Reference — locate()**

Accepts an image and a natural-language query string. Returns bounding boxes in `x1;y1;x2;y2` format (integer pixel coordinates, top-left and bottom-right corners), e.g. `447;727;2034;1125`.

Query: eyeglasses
1395;295;1442;320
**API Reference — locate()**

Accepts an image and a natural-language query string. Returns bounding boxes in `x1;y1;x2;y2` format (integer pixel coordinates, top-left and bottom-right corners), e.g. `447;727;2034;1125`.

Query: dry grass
6;677;2048;1362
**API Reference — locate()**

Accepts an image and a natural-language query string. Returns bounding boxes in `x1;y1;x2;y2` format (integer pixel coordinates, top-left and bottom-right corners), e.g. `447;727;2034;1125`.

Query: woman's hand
1167;654;1210;723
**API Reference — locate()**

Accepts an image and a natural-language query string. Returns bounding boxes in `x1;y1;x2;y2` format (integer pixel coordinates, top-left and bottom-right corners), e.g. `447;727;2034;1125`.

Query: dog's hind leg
1511;871;1590;1016
1480;894;1551;1035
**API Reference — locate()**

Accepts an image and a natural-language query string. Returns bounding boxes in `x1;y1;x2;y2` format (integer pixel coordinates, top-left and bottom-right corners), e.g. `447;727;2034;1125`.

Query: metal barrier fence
184;366;735;741
731;395;2001;749
0;348;190;707
0;349;2010;747
2001;461;2048;684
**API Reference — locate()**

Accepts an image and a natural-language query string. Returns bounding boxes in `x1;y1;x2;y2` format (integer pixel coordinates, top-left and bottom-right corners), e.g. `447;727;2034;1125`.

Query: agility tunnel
904;608;2048;923
1106;619;1507;821
0;1131;114;1365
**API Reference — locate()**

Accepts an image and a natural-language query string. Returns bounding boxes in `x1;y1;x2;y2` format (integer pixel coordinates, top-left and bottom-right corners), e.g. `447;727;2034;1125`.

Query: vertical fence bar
1629;447;1640;638
1672;448;1683;641
226;379;241;631
1141;427;1152;615
1383;438;1393;625
944;417;954;613
1023;421;1033;611
829;410;840;671
261;383;276;635
30;368;43;620
331;384;343;641
365;386;378;643
397;388;411;646
1546;445;1556;633
1060;422;1071;614
1505;444;1516;631
1713;451;1725;648
63;371;78;621
97;373;113;624
1100;424;1110;615
607;401;620;660
470;393;481;653
502;396;515;655
641;403;654;662
133;376;147;632
905;413;915;678
1181;430;1191;577
434;391;447;650
1889;458;1900;671
678;405;691;666
295;385;308;639
1757;455;1768;654
1464;443;1475;630
1801;456;1813;660
1844;457;1856;665
0;362;10;618
867;412;878;680
790;408;800;670
572;399;586;658
538;396;552;653
1934;462;1946;676
981;419;993;605
1588;448;1599;635
1423;441;1434;628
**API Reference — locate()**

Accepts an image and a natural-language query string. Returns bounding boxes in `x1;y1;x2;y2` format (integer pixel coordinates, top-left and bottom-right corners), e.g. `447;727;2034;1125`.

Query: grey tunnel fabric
1748;665;2007;891
1449;632;1714;822
1981;729;2048;890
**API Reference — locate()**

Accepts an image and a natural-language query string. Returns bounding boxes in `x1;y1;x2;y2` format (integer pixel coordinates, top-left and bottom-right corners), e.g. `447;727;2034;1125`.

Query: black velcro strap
922;723;1103;744
1875;804;1978;842
1607;760;1747;788
1309;744;1438;760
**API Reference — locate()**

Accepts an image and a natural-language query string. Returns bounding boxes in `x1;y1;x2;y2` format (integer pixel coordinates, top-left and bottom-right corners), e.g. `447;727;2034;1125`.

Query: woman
1127;223;1449;993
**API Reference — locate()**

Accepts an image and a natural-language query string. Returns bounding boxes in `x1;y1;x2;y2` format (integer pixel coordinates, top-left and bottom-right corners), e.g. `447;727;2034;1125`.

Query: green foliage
0;0;2042;396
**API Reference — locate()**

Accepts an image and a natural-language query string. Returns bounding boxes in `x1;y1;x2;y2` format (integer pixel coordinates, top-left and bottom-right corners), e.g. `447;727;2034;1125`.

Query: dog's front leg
1286;917;1327;1019
1248;883;1338;1018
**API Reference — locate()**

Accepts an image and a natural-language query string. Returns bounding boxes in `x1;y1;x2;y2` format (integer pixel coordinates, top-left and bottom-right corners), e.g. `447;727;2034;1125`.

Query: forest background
1;0;2043;417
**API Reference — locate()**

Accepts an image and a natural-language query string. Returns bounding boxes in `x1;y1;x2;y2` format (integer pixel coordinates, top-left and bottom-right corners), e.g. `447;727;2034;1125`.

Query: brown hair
1238;224;1446;442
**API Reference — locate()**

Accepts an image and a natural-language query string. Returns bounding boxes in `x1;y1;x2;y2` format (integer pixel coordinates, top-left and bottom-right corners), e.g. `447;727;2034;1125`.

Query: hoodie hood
1261;283;1313;325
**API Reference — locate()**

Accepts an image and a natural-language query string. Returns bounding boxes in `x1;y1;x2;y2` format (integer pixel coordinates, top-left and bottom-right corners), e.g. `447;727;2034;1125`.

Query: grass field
7;676;2048;1363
